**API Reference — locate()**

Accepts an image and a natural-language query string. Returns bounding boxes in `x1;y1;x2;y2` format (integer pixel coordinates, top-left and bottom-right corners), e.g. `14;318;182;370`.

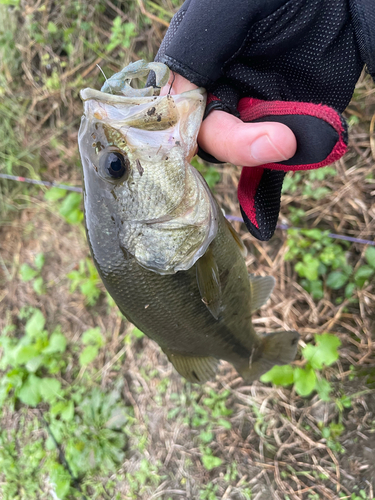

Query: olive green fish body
86;200;256;365
79;61;299;383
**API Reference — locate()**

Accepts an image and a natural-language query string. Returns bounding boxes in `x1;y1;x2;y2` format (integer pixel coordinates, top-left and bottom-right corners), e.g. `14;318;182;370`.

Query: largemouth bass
78;61;299;383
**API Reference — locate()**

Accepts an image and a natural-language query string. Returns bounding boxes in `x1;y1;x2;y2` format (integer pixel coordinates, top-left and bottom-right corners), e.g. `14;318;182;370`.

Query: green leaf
33;276;45;295
51;400;74;421
354;265;374;287
302;229;326;241
315;377;333;402
217;418;231;429
34;253;45;271
200;431;214;443
345;282;356;299
302;334;341;369
260;365;294;386
43;331;67;354
50;463;71;499
79;345;99;366
44;187;67;201
82;327;104;347
365;246;375;269
16;345;41;364
20;263;38;282
295;254;320;281
293;367;317;397
18;374;42;407
131;327;144;339
26;356;43;373
202;454;223;470
204;166;221;189
305;279;324;300
47;21;58;34
25;309;45;337
326;271;348;290
59;192;83;224
39;378;62;403
105;408;129;429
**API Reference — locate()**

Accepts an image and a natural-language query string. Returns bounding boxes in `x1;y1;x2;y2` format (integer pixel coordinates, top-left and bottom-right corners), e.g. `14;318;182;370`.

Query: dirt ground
0;1;374;499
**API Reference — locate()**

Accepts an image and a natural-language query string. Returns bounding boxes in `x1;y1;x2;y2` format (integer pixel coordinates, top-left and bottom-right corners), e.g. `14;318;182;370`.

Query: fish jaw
79;87;218;274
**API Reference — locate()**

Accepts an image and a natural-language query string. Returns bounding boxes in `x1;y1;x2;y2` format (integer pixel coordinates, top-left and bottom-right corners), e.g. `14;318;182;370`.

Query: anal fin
196;247;221;319
166;351;219;383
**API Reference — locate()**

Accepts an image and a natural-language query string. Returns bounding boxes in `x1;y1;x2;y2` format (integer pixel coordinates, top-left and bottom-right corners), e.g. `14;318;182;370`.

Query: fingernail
251;135;288;163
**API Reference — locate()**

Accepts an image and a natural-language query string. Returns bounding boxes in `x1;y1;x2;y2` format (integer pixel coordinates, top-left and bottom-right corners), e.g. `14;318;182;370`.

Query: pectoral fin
238;330;300;383
196;247;221;320
249;274;275;313
165;351;219;383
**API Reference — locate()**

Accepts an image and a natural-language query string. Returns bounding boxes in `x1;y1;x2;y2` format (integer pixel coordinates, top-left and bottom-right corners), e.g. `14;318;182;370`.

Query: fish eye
100;150;130;181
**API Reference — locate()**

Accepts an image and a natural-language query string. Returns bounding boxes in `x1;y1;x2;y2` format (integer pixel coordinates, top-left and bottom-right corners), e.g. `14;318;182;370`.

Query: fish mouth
80;87;159;105
80;87;206;105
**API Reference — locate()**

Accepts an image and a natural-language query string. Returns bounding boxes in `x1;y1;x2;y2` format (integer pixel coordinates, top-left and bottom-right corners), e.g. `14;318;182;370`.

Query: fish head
79;87;218;275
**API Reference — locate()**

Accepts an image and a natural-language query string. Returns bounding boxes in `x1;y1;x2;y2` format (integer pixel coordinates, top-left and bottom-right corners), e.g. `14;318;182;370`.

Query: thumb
198;110;297;166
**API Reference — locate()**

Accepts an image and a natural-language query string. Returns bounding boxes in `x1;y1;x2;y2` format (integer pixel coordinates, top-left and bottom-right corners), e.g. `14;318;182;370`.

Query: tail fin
238;330;300;383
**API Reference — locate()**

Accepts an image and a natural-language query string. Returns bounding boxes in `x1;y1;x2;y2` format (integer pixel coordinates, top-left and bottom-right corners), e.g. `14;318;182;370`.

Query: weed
199;482;219;500
67;258;102;305
125;458;165;499
0;307;67;407
191;156;221;190
261;333;341;398
282;166;337;199
319;421;345;454
19;252;46;295
0;304;134;497
0;422;46;500
285;229;375;301
79;327;105;367
107;16;137;52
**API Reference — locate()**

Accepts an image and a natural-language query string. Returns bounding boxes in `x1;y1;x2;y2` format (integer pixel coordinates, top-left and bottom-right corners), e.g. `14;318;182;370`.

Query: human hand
160;73;297;166
151;0;373;240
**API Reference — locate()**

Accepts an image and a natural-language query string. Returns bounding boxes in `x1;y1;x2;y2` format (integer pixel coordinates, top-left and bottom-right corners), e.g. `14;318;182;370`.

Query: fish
78;61;299;384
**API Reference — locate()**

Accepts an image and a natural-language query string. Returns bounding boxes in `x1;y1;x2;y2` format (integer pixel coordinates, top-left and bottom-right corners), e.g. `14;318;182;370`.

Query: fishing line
168;71;176;95
96;64;114;94
1;172;374;246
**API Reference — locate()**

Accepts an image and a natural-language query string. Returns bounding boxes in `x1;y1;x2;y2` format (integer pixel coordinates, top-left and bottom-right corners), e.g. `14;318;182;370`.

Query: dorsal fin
249;274;275;313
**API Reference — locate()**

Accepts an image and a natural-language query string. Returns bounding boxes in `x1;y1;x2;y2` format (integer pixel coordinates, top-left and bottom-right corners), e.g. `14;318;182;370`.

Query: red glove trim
238;167;263;228
237;98;347;171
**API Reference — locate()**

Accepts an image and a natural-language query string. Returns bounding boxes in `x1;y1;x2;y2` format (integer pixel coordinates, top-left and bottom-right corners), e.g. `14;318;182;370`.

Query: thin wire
1;173;374;246
0;173;83;192
225;215;375;246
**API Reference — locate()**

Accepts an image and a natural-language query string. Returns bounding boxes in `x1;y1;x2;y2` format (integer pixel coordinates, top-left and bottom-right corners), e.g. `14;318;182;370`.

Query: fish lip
80;87;206;104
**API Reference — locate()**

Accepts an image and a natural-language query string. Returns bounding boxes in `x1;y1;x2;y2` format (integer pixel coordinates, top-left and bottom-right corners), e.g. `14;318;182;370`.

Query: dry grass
0;1;374;499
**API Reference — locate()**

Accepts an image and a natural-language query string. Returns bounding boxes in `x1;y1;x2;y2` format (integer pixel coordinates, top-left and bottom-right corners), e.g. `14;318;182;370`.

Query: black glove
149;0;375;240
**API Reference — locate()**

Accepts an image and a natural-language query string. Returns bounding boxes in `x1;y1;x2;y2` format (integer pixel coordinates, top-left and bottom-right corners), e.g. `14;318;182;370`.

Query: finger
198;110;297;166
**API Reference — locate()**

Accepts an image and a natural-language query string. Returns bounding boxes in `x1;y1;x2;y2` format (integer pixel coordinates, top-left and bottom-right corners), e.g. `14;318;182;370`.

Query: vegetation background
0;0;374;499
